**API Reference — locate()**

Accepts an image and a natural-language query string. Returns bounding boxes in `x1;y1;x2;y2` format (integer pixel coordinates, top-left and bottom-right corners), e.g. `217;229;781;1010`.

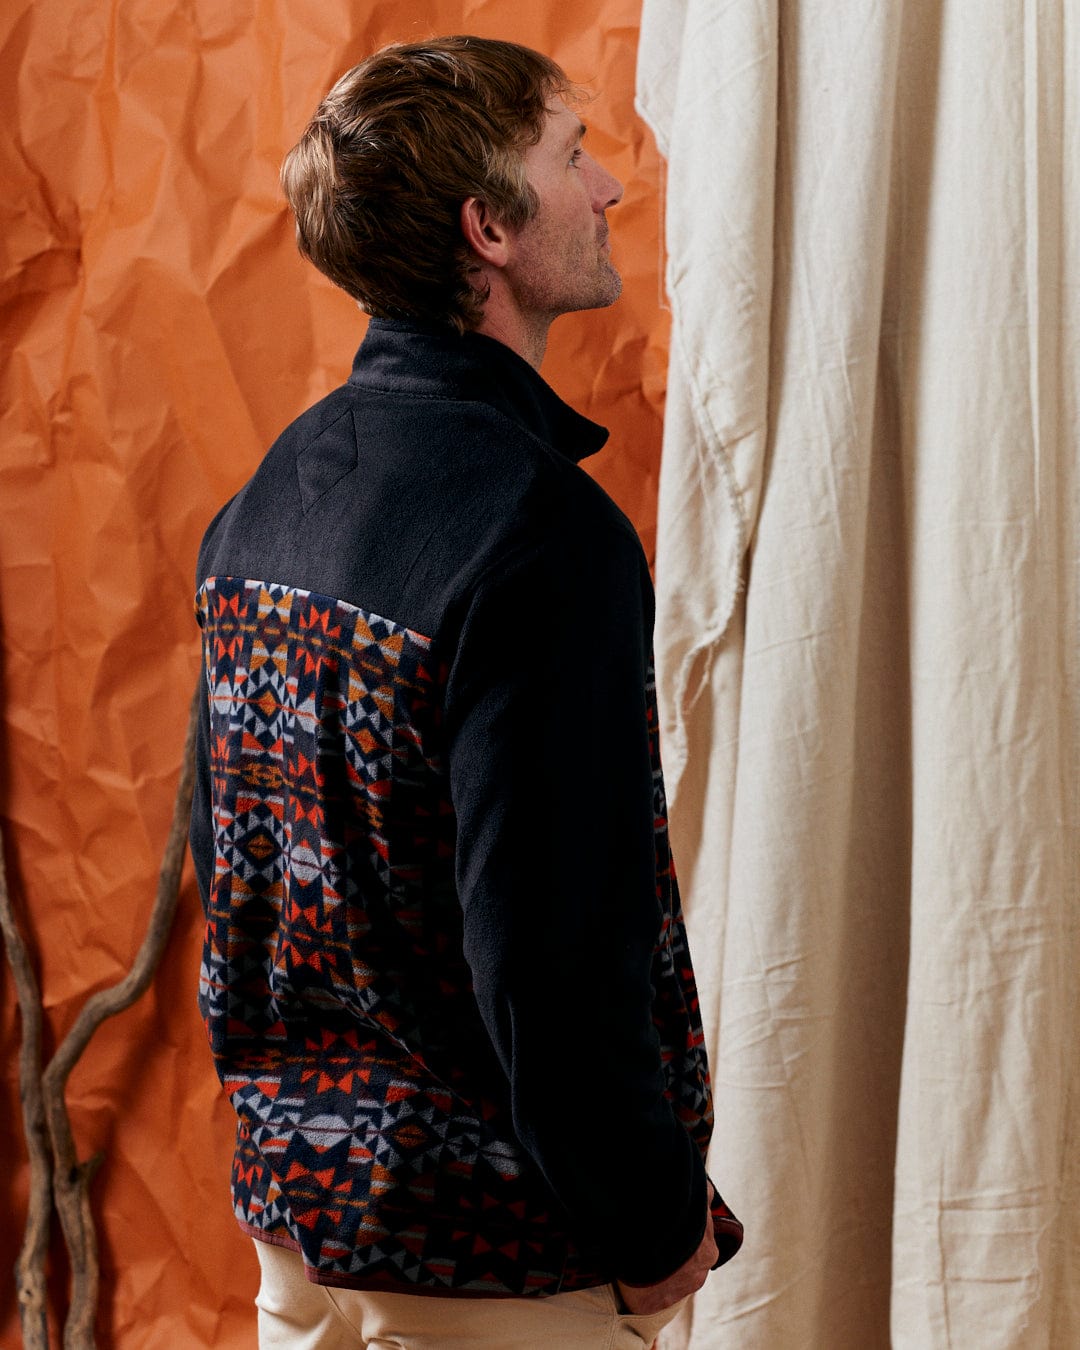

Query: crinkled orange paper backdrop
0;2;668;1344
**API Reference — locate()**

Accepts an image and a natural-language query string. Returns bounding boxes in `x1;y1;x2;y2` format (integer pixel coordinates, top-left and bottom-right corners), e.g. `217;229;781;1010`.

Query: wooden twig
0;823;53;1350
39;681;201;1349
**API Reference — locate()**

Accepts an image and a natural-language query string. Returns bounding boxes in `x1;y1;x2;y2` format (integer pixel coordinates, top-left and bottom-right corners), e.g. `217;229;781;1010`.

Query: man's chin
595;262;623;308
554;267;623;317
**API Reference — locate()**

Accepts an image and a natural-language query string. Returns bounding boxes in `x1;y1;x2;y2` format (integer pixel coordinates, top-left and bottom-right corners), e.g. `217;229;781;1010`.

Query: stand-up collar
348;318;609;464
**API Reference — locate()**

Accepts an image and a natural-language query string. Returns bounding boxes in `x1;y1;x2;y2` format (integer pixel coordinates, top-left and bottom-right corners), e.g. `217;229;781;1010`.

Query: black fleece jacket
189;317;742;1296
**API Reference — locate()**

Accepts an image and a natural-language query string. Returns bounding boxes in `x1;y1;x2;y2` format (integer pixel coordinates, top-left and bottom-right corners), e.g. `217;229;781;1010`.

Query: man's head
281;37;622;338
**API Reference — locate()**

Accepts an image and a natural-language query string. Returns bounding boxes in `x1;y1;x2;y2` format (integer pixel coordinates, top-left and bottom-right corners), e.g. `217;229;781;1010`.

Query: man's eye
569;147;583;167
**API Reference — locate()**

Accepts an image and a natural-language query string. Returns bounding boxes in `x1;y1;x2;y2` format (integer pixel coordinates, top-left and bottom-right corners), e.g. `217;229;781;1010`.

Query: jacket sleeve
443;521;709;1288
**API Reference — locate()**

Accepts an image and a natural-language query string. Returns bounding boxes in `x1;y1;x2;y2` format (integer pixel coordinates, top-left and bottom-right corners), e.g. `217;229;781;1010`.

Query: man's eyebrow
564;122;587;150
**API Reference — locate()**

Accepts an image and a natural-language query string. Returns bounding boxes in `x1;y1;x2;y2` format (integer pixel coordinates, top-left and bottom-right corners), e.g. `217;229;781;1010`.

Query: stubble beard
597;253;623;308
510;219;624;323
559;245;623;316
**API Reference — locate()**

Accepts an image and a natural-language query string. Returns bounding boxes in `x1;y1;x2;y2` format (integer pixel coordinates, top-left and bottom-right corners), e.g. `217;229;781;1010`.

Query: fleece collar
348;318;609;464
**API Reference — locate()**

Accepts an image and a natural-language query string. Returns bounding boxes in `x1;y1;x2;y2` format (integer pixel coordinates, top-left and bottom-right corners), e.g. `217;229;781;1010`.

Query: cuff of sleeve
613;1157;709;1288
708;1184;745;1269
615;1175;744;1287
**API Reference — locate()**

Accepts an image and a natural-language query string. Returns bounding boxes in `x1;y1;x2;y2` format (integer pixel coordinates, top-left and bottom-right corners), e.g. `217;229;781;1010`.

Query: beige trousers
253;1240;686;1349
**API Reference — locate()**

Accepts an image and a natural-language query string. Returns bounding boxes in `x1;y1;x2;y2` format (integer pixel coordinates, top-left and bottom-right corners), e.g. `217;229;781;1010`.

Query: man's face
505;100;624;321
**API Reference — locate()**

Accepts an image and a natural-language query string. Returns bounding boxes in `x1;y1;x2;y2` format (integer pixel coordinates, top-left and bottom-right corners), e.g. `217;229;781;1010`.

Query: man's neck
472;296;551;371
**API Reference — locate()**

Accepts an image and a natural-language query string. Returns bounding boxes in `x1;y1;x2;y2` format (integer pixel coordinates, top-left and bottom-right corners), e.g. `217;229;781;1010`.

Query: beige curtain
637;2;1079;1346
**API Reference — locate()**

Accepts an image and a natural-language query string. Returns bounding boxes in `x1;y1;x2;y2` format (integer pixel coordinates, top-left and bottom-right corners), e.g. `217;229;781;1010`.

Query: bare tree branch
0;822;52;1350
40;681;201;1349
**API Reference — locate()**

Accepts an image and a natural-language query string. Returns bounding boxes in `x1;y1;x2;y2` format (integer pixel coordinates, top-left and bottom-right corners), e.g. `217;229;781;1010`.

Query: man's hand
616;1184;718;1316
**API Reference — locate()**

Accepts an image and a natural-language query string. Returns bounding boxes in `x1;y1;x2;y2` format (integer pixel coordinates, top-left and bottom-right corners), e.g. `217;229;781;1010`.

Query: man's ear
460;197;511;269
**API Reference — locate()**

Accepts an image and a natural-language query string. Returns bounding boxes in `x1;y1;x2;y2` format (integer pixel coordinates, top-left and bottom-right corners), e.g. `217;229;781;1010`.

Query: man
190;36;742;1349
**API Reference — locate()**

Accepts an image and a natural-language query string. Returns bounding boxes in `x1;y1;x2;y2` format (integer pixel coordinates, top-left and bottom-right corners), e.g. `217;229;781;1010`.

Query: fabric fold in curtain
637;3;1079;1347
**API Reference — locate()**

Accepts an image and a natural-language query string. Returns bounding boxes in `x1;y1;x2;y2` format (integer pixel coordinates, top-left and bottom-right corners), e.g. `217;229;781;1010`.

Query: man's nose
585;154;623;210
